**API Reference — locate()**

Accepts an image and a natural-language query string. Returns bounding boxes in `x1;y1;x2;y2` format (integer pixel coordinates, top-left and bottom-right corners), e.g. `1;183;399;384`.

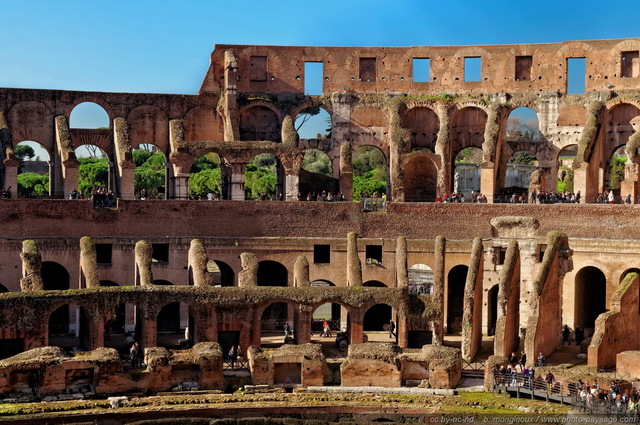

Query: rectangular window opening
464;57;482;82
313;244;331;264
413;58;431;82
359;58;376;82
567;57;586;94
515;56;532;81
621;51;639;78
152;243;169;263
538;245;547;263
95;244;113;264
498;248;507;265
304;62;323;95
365;245;383;264
249;56;267;82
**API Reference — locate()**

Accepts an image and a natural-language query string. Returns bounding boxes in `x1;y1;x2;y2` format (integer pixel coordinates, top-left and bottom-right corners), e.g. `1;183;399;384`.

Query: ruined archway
453;147;481;199
299;149;337;197
574;266;607;330
75;145;111;199
295;107;332;140
239;105;281;142
403;155;437;202
402;106;439;152
133;144;167;200
257;260;288;286
363;303;393;339
409;264;434;295
363;280;387;287
446;265;468;334
606;145;627;199
506;107;540;142
620;268;640;283
557;144;577;194
208;260;235;286
42;261;70;290
156;302;195;349
48;304;92;351
245;153;284;201
260;301;291;346
352;146;388;200
69;102;109;129
189;152;227;200
15;140;50;198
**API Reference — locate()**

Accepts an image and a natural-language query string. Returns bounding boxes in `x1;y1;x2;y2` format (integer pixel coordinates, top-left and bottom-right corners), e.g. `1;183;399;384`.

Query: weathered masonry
3;39;640;202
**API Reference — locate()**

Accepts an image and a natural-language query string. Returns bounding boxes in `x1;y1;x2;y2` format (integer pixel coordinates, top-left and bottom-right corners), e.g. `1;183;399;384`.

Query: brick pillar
350;310;365;344
229;163;246;201
296;305;313;344
143;316;156;349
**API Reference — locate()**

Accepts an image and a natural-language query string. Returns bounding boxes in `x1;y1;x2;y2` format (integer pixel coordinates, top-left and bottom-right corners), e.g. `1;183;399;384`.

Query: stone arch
299;148;336;196
363;280;387;287
156;301;196;349
0;283;8;293
183;105;224;142
294;106;333;140
153;279;173;286
352;145;388;200
208;260;235;286
257;260;288;286
402;152;438;202
127;105;170;152
69;102;110;129
239;103;281;142
363;303;393;333
574;266;607;330
310;298;350;343
99;280;119;287
620;268;640;284
48;304;92;351
451;106;488;158
408;264;434;295
257;299;298;346
556;144;578;193
402;105;440;152
14;140;51;198
41;261;70;290
7;101;54;148
310;279;335;286
446;265;468;334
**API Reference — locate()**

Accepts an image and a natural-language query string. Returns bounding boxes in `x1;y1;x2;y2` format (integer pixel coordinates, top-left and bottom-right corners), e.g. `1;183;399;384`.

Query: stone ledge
306;386;456;396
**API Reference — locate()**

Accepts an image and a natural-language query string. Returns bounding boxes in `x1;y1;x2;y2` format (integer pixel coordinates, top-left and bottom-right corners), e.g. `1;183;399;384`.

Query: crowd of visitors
296;190;347;202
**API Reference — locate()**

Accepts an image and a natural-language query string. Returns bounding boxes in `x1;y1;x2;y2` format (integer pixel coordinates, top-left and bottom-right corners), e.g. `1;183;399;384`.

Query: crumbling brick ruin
2;39;640;397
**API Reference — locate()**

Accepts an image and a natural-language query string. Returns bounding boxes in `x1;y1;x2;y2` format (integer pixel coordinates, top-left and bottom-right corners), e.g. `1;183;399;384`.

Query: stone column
281;153;302;201
338;142;353;201
238;253;258;287
294;255;309;287
432;235;446;344
223;50;240;142
55;115;79;197
135;240;154;286
113;117;135;200
80;236;99;288
296;304;313;344
395;237;408;288
349;310;365;344
229;163;247;201
189;239;213;287
347;232;362;286
20;240;43;291
435;104;451;196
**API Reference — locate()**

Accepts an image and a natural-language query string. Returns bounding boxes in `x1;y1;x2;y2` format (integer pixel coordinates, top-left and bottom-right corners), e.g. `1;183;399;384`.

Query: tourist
388;320;396;338
139;188;148;200
130;342;140;368
228;346;236;368
537;352;545;367
519;350;527;369
608;190;615;204
284;321;291;337
545;370;555;394
69;188;78;199
562;324;571;345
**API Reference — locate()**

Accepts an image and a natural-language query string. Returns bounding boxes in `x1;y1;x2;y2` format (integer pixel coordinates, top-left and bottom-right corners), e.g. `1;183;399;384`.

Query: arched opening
487;284;499;336
363;280;387;287
75;145;111;201
620;268;640;283
451;107;487;195
409;264;434;295
208;260;235;286
499;151;538;203
189;152;228;200
402;106;439;152
453;147;482;200
239;105;281;142
0;283;8;293
403;155;437;202
352;146;387;200
69;102;109;129
48;305;92;351
157;302;195;349
257;260;288;286
260;302;291;346
557;144;577;194
446;265;468;334
363;304;394;341
15;141;50;198
42;261;70;290
245;153;283;200
133;144;167;200
506;107;540;142
607;145;627;201
299;149;337;198
153;279;173;286
295;106;332;140
574;266;607;331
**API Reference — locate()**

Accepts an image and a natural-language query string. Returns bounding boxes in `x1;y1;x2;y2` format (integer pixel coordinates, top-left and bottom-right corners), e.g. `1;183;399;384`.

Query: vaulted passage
574;266;607;330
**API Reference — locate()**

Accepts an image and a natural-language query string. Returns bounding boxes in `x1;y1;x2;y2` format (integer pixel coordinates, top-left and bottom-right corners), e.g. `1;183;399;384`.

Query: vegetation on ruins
133;149;166;199
352;146;387;200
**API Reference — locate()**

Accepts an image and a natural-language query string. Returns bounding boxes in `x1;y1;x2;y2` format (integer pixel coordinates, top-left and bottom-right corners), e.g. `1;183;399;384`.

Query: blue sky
3;0;639;142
